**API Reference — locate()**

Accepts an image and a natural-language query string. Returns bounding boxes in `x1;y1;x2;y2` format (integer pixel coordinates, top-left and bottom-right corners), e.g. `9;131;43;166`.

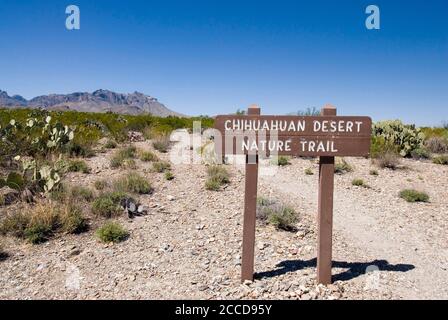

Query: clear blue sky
0;0;447;126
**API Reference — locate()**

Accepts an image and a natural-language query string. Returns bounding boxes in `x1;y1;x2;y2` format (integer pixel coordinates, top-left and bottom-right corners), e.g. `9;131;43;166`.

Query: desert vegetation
205;165;230;191
0;108;210;251
256;197;298;231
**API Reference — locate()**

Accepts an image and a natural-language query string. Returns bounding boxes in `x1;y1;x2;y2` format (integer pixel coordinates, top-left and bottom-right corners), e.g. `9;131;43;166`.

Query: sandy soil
0;139;447;300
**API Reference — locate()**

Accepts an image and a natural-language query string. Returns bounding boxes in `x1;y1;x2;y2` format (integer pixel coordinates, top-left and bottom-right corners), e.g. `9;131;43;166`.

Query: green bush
70;186;95;202
114;172;152;194
369;169;379;176
67;160;91;174
94;179;108;191
372;120;424;157
256;198;298;231
92;194;123;218
411;147;430;160
271;156;290;166
152;161;171;173
25;224;52;244
164;171;174;181
352;178;369;188
268;206;298;231
110;146;137;169
399;189;429;203
432;155;448;165
104;140;118;149
370;136;399;159
304;168;314;175
96;222;129;243
140;151;158;162
334;158;353;174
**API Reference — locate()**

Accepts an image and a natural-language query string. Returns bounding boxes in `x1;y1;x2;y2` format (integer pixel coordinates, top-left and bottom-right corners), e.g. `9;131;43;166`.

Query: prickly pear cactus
372;120;424;157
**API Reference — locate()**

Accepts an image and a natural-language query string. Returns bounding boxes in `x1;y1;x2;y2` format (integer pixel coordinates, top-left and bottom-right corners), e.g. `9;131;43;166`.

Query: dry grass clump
334;158;353;174
256;197;298;231
425;137;448;154
0;201;87;244
110;146;137;169
373;152;400;170
152;135;171;153
113;172;152;195
205;165;230;191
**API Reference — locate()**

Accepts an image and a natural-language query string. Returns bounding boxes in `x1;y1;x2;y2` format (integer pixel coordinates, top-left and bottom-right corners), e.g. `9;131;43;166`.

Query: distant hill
0;89;183;117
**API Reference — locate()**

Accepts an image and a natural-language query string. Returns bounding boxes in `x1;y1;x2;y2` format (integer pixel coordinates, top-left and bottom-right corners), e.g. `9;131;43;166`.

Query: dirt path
259;157;448;299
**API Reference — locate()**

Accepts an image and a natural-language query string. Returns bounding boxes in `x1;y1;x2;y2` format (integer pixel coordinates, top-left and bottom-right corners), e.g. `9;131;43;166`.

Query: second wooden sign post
214;105;372;284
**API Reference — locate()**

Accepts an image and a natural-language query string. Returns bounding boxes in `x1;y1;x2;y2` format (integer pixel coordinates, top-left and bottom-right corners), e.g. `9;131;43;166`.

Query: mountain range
0;89;182;117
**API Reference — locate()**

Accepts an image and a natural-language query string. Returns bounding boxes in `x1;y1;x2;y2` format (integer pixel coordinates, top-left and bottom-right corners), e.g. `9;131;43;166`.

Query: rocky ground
0;138;447;300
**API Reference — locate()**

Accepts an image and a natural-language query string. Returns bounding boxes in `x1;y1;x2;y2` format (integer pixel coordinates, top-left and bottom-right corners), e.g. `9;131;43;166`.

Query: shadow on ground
255;258;415;282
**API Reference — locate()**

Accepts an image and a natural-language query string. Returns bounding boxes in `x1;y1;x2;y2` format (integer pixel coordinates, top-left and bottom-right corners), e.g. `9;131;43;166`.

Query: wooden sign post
241;105;260;282
214;105;371;284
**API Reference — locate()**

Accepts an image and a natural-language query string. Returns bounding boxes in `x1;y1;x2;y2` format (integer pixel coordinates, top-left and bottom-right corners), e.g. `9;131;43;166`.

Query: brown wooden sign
214;105;372;285
214;115;372;157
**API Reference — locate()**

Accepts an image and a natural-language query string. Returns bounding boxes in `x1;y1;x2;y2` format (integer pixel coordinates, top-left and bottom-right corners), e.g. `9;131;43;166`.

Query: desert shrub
0;212;30;238
66;142;96;158
256;197;275;221
58;204;88;234
140;151;158;162
0;242;7;260
49;183;67;202
94;179;108;191
152;161;171;173
372;120;424;157
70;186;95;202
352;178;369;188
256;198;298;231
370;136;399;159
164;171;174;181
374;152;400;170
205;165;230;191
104;140;117;149
270;156;290;166
410;147;430;160
369;169;379;176
268;206;298;231
399;189;429;203
119;146;137;159
110;146;137;169
123;159;137;170
425;137;448;154
304;168;314;175
334;158;353;174
96;222;129;243
152;135;171;153
92;194;123;218
114;172;152;194
432;155;448;165
67;159;91;174
110;154;124;169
